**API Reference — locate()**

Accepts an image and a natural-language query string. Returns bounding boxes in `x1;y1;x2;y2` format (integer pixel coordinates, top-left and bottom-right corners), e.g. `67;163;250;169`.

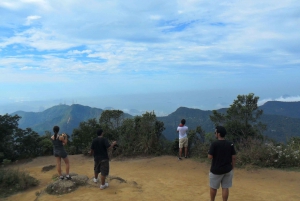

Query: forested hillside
10;101;300;142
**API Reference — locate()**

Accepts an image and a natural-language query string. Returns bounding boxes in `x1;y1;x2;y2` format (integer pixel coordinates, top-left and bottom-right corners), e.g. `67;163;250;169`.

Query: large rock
45;173;89;195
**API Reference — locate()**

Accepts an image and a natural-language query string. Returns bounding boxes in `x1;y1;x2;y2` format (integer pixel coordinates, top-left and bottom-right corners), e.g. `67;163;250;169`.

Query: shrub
2;159;11;166
236;138;300;168
0;168;39;198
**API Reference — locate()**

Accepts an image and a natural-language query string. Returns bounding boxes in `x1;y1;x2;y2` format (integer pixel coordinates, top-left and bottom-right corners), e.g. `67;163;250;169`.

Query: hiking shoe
184;156;188;158
65;175;72;180
59;176;64;180
93;178;98;183
100;183;109;190
178;157;182;160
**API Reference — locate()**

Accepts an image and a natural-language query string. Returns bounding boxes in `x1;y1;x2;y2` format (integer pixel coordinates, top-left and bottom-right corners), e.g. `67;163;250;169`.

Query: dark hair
181;119;186;125
215;126;227;137
96;128;103;136
53;126;60;139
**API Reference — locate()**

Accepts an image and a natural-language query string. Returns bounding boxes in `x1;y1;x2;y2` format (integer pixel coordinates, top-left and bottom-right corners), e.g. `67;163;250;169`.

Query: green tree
210;93;266;142
99;110;124;140
14;128;40;158
38;131;53;156
0;114;21;162
72;118;100;153
118;118;137;155
134;112;165;154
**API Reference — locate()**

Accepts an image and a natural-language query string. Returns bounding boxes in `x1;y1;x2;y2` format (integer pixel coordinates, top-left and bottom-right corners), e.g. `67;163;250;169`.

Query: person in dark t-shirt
90;128;117;190
208;126;236;201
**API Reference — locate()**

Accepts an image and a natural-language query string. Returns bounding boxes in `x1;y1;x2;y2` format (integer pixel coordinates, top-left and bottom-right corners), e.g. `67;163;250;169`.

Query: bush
2;159;11;166
236;138;300;168
0;168;39;198
189;134;300;169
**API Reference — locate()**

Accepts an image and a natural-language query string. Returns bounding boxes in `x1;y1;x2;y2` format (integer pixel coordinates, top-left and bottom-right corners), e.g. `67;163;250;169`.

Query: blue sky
0;0;300;116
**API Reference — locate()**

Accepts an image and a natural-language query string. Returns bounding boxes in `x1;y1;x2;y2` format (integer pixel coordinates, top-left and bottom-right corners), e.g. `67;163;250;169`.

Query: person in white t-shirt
177;119;188;160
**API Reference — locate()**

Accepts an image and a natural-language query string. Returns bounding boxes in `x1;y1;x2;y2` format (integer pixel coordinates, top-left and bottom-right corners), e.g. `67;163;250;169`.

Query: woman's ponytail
53;126;60;140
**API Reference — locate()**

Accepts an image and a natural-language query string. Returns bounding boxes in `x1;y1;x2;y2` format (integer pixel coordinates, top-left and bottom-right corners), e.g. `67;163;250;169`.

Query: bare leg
222;188;229;201
94;172;99;179
184;147;188;157
62;157;70;175
210;187;217;201
179;148;182;158
56;157;62;176
100;175;106;185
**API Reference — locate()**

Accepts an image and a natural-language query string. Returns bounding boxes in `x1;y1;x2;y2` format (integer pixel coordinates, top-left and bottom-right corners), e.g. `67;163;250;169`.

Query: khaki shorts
179;137;188;148
94;159;109;176
209;170;233;189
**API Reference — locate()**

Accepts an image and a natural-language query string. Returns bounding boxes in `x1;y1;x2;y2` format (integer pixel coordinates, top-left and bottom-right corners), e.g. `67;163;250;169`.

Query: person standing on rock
51;125;71;180
90;128;117;190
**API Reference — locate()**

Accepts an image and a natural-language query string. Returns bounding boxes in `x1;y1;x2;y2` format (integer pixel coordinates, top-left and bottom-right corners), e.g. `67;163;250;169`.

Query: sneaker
184;156;188;158
100;183;109;190
178;157;182;160
93;178;98;183
65;175;72;180
59;176;64;180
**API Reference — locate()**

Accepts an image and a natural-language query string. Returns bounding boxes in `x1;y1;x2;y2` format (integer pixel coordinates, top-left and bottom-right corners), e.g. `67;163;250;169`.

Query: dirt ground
3;154;300;201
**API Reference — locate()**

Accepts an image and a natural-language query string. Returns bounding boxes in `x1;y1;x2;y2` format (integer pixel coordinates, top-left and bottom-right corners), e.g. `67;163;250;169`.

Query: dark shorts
54;150;68;159
94;159;109;176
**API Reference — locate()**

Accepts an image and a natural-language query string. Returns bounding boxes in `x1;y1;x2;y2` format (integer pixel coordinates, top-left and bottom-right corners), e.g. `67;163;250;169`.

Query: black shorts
54;150;67;158
94;159;109;176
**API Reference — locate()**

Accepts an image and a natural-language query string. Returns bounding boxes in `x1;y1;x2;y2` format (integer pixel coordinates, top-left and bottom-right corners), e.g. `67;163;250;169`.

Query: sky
0;0;300;116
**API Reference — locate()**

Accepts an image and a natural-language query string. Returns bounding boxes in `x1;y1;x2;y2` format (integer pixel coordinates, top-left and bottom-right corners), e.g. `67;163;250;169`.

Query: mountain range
10;101;300;143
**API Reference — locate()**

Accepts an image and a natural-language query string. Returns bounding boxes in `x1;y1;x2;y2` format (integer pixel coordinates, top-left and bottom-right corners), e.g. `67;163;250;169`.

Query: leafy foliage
0;114;21;162
71;110;166;156
0;114;56;163
210;93;266;142
72;118;100;154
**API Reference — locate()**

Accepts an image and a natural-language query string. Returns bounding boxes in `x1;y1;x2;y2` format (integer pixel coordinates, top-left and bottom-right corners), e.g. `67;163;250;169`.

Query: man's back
91;137;110;161
177;126;188;139
208;140;236;175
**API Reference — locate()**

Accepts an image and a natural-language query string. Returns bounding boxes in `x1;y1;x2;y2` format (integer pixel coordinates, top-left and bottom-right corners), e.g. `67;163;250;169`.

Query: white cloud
259;96;300;106
24;15;41;25
275;96;300;102
0;0;300;111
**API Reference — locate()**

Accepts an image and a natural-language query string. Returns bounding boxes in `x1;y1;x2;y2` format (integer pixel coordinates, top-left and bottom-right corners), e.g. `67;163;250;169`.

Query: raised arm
59;133;68;145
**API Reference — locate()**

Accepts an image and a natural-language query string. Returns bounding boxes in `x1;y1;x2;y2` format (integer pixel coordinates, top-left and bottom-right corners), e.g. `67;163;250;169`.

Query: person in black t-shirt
208;126;236;201
90;128;117;190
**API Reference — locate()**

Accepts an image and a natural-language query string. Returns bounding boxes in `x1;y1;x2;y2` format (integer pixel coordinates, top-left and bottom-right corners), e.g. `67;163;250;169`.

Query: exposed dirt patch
4;155;300;201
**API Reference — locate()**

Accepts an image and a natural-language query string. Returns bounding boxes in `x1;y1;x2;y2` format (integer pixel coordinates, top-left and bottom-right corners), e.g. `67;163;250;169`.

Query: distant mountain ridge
259;101;300;118
12;104;105;135
10;101;300;143
158;102;300;142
